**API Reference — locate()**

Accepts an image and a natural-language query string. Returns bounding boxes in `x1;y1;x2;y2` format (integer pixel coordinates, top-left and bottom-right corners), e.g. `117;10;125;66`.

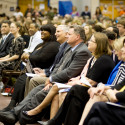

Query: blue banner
59;0;73;16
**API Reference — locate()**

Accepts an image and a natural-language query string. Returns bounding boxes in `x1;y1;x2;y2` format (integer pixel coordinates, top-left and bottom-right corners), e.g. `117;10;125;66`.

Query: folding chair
1;59;26;95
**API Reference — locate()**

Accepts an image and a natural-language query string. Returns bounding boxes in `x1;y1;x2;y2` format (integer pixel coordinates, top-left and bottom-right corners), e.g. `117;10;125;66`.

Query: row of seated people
20;34;125;125
0;19;125;125
0;20;60;80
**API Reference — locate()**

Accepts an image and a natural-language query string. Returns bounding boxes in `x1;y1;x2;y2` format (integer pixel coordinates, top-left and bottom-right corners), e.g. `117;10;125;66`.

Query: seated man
0;20;14;58
21;22;43;61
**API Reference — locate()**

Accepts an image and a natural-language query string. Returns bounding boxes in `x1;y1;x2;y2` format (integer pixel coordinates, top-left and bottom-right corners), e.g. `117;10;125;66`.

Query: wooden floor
0;93;39;125
0;92;14;125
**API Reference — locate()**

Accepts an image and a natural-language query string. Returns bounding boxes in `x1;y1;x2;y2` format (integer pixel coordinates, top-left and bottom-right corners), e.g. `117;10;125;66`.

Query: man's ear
65;32;69;38
76;34;80;40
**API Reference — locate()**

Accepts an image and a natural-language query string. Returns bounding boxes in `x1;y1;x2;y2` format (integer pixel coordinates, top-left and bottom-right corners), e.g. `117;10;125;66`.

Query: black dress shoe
0;107;13;112
38;119;55;125
0;111;17;124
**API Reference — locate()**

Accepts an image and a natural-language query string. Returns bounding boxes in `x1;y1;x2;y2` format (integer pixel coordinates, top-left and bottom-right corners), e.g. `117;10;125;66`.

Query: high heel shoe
22;111;34;117
22;111;39;117
22;111;29;116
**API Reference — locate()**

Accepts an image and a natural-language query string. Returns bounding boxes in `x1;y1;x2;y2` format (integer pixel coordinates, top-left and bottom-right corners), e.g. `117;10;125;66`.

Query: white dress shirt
23;31;43;53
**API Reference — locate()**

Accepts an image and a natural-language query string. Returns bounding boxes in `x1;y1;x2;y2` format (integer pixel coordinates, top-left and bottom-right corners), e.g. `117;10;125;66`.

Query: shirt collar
3;32;11;39
32;31;39;38
71;43;80;52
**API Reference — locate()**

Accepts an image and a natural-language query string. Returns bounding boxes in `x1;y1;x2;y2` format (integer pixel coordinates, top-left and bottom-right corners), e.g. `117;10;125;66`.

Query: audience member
32;6;41;18
83;78;125;125
106;26;120;38
20;23;30;48
24;4;34;17
42;19;52;25
84;25;92;44
21;23;43;61
117;18;125;37
13;6;23;18
95;7;102;21
0;22;25;74
92;24;104;33
102;30;119;65
0;20;14;58
81;6;91;19
53;8;58;16
70;6;79;18
46;6;55;20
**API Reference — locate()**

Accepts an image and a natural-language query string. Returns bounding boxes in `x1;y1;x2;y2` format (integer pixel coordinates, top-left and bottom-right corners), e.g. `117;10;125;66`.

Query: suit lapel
61;42;85;69
0;34;12;50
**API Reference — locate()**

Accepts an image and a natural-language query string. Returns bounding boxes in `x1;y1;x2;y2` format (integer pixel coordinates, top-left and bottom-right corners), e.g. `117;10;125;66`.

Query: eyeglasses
89;39;96;43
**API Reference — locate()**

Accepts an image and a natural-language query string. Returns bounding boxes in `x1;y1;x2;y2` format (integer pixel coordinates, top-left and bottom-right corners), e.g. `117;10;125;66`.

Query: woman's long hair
93;32;112;58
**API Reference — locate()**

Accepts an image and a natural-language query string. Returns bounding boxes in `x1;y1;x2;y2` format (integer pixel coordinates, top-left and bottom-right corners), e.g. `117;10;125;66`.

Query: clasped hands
42;78;52;91
21;53;29;62
88;84;119;102
33;68;46;77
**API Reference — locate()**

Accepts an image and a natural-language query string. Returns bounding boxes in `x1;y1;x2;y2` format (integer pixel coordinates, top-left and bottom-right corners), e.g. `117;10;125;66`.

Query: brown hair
11;22;23;35
84;24;92;41
117;19;125;28
93;32;111;58
70;25;86;42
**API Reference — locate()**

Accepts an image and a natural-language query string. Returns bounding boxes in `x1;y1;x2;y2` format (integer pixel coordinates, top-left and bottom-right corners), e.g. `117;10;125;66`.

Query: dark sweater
29;41;60;69
86;55;115;84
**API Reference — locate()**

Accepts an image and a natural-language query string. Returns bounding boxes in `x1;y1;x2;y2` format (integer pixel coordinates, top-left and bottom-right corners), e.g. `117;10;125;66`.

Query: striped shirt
112;63;125;86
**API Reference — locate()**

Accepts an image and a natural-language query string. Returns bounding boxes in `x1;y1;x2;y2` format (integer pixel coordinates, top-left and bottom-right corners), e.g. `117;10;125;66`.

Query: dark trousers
13;84;51;124
84;102;125;125
53;85;89;125
12;74;27;103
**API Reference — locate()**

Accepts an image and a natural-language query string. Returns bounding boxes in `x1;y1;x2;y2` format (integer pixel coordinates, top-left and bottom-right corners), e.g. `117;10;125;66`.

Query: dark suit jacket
45;41;69;77
81;11;91;18
0;33;14;57
51;42;92;83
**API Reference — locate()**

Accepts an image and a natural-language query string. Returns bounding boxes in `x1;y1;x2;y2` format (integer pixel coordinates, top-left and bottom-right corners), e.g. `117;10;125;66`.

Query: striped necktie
57;48;72;72
0;38;4;46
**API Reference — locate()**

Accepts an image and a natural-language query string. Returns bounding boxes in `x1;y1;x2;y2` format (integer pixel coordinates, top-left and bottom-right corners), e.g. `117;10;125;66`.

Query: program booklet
106;102;125;108
52;82;72;93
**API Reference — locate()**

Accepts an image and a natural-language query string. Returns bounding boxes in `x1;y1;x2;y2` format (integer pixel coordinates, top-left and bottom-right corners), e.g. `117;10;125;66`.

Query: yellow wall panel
18;0;48;15
100;0;125;19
